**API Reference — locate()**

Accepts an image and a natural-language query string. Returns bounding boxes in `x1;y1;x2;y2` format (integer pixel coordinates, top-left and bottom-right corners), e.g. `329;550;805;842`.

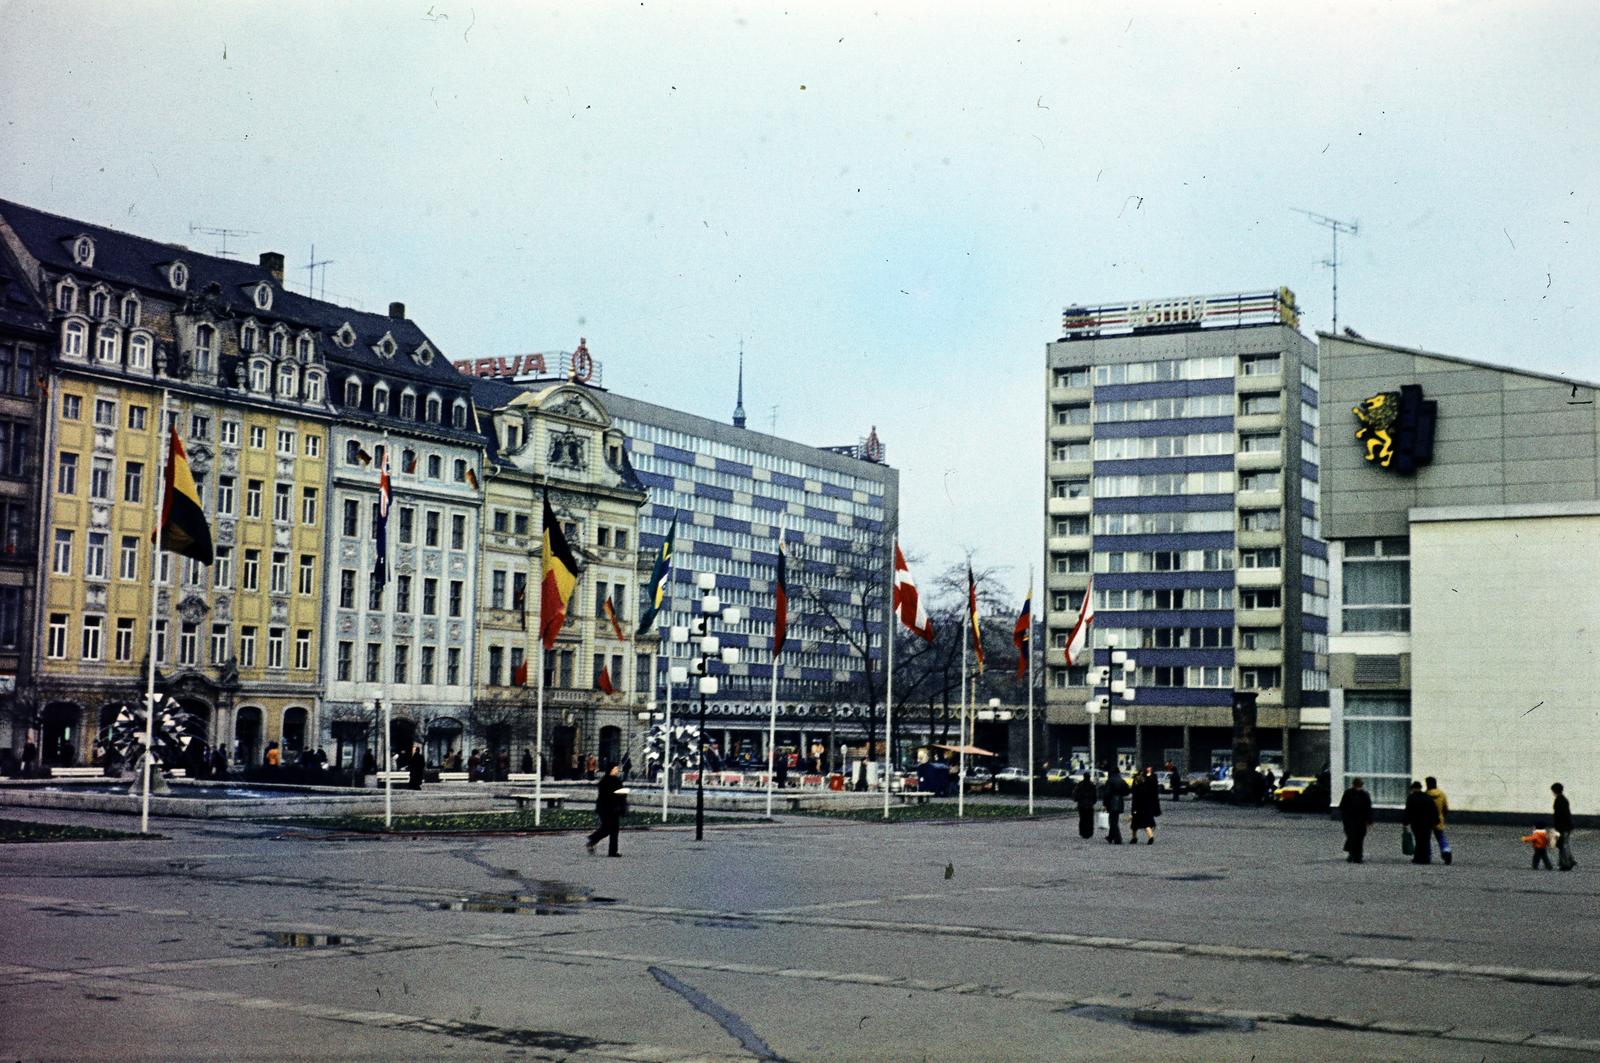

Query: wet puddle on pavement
261;931;364;948
432;881;618;915
1065;1004;1256;1035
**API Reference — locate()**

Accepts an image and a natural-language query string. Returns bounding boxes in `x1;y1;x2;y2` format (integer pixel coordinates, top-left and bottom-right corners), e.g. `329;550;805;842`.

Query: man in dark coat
1338;777;1374;863
1404;780;1439;864
586;763;625;857
1103;767;1130;844
1130;766;1162;844
1552;783;1576;871
1072;772;1098;839
406;744;425;790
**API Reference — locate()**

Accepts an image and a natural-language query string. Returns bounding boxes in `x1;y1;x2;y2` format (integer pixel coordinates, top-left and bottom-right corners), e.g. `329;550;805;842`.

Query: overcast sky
4;1;1596;600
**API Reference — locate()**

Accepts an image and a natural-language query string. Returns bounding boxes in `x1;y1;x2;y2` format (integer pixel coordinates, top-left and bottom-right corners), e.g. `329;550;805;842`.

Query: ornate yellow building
2;201;331;766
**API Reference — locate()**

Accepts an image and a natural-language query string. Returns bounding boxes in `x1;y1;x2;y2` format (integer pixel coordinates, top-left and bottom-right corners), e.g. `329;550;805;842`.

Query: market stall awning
933;743;996;757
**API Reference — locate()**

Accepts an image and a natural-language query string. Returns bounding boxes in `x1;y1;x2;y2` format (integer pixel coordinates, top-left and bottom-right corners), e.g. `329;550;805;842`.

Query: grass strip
258;808;758;834
0;818;153;842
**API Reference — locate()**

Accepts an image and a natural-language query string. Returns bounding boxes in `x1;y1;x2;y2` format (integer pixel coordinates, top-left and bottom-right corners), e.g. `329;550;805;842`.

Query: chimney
388;301;406;320
259;252;284;283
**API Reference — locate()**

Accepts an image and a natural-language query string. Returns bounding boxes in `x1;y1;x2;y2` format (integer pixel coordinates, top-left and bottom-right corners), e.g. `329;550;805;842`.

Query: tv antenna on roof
188;223;257;259
1290;208;1358;333
304;244;335;301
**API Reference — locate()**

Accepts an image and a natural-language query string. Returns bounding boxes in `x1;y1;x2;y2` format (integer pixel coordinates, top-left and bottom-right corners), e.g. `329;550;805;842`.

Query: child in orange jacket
1522;823;1554;869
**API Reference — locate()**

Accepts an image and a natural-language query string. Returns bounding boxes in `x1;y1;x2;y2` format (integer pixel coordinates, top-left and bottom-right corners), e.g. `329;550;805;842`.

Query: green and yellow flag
635;515;676;636
155;428;213;564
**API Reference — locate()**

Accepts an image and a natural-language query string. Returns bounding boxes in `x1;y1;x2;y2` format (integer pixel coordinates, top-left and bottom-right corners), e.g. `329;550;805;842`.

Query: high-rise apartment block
1043;290;1329;775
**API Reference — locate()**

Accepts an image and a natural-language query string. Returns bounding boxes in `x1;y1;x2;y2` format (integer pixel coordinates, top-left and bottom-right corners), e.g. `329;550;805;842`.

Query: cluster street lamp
1085;633;1138;777
672;571;742;842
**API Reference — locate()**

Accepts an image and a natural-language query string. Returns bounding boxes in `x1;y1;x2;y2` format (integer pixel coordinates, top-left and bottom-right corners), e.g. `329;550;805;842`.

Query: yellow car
1272;776;1318;804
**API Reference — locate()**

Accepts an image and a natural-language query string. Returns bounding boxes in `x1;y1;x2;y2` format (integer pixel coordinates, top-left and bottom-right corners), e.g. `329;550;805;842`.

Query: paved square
2;798;1595;1061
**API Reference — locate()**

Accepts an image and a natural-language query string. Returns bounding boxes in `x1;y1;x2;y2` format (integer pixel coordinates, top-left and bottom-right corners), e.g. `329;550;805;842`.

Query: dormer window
504;422;523;451
412;342;435;366
295;334;312;360
372;382;390;415
334;322;356;348
89;289;109;319
120;293;141;327
344;378;362;408
305;371;324;404
376;333;396;359
72;236;95;267
400;389;416;420
168;262;189;291
241;323;258;352
425;394;441;423
128;334;151;371
270;328;285;357
62;321;86;358
55;279;77;313
95;327;120;364
194;324;214;373
452;399;468;429
253;282;273;311
278;365;298;399
249;359;269;392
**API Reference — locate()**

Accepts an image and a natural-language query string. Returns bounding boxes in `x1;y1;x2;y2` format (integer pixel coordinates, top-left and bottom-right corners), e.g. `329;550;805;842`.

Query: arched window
372;382;390;415
400;390;416;420
55;280;77;313
344;378;362;408
194;325;214;373
240;323;258;352
128;334;151;371
401;448;416;475
452;400;468;429
278;365;298;398
296;334;312;360
62;321;86;357
345;440;362;465
120;294;140;327
270;329;285;357
425;394;441;423
249;360;270;393
89;289;109;318
452;458;467;483
168;262;188;290
95;327;120;364
305;372;324;405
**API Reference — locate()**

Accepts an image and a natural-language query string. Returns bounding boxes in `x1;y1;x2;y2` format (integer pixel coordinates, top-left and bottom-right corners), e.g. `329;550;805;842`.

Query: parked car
1044;767;1074;784
1182;771;1214;796
994;766;1030;783
1272;776;1319;805
962;767;995;792
1207;769;1235;796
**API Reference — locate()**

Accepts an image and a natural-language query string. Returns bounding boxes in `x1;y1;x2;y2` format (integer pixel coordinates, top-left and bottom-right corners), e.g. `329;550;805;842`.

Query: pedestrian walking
407;743;425;790
1103;766;1130;845
1072;772;1098;839
1130;766;1162;845
1425;776;1452;865
1552;783;1577;871
1404;780;1439;864
1522;823;1554;870
585;763;626;857
1338;777;1374;862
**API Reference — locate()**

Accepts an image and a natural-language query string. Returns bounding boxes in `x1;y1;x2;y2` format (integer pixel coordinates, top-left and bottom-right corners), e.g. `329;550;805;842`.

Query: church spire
733;341;747;429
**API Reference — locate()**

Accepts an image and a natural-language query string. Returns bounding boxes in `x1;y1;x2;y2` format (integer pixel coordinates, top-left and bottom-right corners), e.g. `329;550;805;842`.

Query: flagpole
660;546;674;823
882;533;895;821
1027;565;1035;817
958;600;967;820
380;432;393;829
139;389;171;835
765;519;783;820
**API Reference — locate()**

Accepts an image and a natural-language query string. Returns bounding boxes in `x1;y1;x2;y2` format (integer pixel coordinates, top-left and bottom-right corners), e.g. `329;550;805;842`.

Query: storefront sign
1353;384;1437;474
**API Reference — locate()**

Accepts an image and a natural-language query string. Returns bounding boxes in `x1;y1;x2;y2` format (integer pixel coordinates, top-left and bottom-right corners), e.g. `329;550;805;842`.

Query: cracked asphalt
2;798;1597;1061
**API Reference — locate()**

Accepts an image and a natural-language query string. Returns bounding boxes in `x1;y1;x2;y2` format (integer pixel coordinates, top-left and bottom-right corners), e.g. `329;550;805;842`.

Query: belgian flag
155;428;213;565
539;492;579;650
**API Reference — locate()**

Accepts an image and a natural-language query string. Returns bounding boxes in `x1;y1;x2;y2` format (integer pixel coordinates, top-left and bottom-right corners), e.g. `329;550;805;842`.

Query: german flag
155;428;213;564
539;493;579;650
967;565;984;674
1012;589;1032;681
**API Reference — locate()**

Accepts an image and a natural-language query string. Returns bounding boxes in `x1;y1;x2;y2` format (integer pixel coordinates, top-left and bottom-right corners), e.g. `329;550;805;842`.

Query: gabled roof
0;233;47;335
0;197;466;392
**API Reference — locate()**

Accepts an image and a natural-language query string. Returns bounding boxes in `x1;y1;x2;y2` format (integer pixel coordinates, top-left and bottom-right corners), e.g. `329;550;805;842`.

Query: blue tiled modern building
591;392;898;767
1044;290;1329;775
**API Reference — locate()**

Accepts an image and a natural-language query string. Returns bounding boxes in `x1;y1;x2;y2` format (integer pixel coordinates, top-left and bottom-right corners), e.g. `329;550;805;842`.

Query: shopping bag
1095;810;1110;832
1401;827;1415;856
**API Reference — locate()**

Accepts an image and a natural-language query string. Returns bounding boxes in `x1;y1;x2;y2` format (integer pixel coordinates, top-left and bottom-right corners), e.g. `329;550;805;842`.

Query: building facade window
1342;537;1410;633
81;616;104;661
1344;691;1411;807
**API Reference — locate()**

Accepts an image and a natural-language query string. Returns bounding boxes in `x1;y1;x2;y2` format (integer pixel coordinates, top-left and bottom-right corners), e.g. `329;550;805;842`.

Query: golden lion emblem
1353;392;1400;467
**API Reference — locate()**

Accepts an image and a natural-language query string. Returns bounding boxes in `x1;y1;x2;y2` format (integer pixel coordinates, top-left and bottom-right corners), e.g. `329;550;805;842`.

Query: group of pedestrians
1340;775;1579;870
1071;765;1163;845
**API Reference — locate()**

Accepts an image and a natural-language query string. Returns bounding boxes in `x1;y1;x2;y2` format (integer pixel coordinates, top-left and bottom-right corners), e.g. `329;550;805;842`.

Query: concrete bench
437;772;469;782
509;791;570;811
49;766;104;779
506;773;539;784
167;768;188;779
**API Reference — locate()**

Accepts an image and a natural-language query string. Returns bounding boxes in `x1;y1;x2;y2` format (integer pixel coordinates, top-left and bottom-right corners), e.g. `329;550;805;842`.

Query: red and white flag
1065;575;1095;666
892;542;935;642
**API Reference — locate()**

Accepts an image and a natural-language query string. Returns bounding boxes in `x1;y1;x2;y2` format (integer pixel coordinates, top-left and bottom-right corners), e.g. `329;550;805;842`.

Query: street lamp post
1086;633;1138;776
690;572;741;842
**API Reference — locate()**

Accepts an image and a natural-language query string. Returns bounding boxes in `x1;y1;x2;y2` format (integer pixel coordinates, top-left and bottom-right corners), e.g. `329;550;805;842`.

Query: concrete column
1182;724;1192;775
1134;724;1144;768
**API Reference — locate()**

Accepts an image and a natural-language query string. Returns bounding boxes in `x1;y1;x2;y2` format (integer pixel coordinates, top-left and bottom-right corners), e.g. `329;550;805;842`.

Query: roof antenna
1290;208;1358;333
732;340;747;429
304;244;335;301
189;223;256;259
